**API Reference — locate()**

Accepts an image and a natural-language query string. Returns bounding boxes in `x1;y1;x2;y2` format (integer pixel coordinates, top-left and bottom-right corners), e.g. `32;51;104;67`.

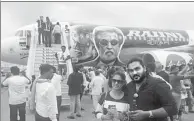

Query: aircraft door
24;30;32;49
26;30;31;48
17;30;27;49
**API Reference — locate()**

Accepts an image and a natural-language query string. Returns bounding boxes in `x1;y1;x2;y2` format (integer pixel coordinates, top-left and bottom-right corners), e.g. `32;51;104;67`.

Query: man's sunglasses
111;79;124;84
99;39;119;46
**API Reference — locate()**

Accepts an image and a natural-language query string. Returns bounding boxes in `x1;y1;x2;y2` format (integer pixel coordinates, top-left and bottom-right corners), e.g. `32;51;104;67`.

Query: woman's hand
101;113;114;120
107;108;118;119
117;112;128;121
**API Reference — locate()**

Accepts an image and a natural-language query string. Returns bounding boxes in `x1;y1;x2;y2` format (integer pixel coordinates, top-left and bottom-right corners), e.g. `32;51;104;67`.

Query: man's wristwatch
149;111;154;118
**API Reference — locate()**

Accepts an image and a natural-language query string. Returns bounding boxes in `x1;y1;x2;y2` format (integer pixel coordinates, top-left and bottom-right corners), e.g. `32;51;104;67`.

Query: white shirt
81;72;88;87
2;75;30;105
103;79;110;92
89;71;95;80
52;25;61;34
35;81;58;120
100;73;106;82
99;73;108;92
51;73;62;96
57;51;68;64
89;76;105;95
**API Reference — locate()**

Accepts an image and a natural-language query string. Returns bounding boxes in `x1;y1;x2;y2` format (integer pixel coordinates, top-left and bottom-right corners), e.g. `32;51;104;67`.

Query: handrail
61;26;73;77
26;26;38;79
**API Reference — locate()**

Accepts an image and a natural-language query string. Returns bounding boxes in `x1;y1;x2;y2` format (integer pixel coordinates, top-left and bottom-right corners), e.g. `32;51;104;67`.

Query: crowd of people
1;54;194;121
66;57;194;121
37;16;70;47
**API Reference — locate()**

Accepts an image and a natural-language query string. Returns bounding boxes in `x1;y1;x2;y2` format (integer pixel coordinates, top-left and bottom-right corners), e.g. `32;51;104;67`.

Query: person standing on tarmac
50;66;63;121
89;70;105;113
1;66;31;121
30;64;58;121
126;57;177;121
67;65;83;119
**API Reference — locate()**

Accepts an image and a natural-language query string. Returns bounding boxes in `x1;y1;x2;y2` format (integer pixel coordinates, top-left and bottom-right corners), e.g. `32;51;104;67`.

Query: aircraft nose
1;38;9;60
1;37;16;61
1;38;11;51
1;38;7;52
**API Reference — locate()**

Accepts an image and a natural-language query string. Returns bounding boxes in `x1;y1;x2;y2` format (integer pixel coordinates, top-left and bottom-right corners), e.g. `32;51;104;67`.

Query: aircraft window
15;30;23;37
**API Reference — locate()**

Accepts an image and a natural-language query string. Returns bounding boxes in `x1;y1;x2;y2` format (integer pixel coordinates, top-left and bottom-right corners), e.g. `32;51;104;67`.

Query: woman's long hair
46;17;50;23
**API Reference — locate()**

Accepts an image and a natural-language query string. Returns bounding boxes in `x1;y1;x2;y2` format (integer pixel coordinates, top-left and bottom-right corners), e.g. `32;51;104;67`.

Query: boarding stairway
34;45;70;106
26;27;71;107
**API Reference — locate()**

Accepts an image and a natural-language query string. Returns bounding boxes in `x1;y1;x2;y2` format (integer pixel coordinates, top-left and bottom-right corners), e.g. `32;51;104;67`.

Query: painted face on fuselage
97;32;121;62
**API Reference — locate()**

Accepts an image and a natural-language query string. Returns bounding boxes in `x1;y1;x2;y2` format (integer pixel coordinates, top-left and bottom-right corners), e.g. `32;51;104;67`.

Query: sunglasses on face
99;39;119;46
111;79;124;84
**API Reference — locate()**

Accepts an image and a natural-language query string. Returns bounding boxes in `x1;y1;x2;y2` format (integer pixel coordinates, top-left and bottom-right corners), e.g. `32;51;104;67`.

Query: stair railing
61;26;73;77
26;26;38;80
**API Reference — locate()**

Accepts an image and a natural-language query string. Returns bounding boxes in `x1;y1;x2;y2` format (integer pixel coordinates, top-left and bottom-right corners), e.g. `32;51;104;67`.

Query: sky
1;2;194;39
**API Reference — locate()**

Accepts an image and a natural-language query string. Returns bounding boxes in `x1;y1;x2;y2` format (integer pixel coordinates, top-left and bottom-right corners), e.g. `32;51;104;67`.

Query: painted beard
130;72;146;84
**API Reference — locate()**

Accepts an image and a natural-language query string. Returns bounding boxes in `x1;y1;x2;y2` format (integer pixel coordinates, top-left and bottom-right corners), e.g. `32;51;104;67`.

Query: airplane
1;21;194;70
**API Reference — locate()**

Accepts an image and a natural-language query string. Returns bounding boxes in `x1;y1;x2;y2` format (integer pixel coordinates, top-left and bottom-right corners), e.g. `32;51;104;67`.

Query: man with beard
125;57;177;121
82;26;125;67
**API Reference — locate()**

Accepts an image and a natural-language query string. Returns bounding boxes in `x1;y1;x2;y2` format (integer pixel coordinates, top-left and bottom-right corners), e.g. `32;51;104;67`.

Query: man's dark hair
95;70;100;76
32;75;36;80
170;65;179;74
10;66;20;75
46;16;50;22
127;57;152;77
73;65;79;73
178;64;186;71
127;57;145;68
147;63;156;72
56;22;60;25
88;68;92;72
52;66;57;73
165;66;170;71
61;45;66;48
39;64;53;75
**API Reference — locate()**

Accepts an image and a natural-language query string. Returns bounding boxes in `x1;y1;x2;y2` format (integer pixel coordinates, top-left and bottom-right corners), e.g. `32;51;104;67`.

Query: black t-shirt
126;75;177;121
67;72;83;95
157;71;170;83
191;77;194;95
191;77;194;85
